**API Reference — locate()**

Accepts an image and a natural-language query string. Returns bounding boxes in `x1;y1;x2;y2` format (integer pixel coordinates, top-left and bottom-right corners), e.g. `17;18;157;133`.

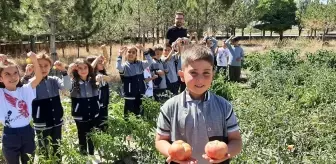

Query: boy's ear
178;70;185;82
0;77;3;83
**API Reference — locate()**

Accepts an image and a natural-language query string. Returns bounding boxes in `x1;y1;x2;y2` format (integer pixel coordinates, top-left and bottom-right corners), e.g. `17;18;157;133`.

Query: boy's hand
25;64;34;75
156;70;165;76
202;153;231;163
152;75;158;79
166;156;197;164
27;51;37;59
54;61;66;71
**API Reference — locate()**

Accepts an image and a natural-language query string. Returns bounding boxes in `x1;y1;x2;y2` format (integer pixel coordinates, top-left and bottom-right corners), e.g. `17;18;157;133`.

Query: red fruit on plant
168;140;192;161
205;140;228;160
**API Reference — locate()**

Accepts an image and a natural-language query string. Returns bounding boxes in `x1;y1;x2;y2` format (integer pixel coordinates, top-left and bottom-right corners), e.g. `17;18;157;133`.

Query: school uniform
0;83;36;164
150;58;167;101
216;47;230;76
157;91;239;164
162;54;179;95
143;67;154;98
225;40;244;82
116;53;153;117
96;71;110;132
32;72;71;159
70;80;100;155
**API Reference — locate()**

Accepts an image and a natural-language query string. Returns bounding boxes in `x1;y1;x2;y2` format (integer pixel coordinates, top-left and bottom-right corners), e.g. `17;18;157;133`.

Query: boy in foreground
155;45;242;164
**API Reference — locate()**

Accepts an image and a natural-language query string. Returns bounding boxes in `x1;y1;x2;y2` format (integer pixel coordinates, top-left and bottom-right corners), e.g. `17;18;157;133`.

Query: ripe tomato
205;140;228;160
168;140;192;161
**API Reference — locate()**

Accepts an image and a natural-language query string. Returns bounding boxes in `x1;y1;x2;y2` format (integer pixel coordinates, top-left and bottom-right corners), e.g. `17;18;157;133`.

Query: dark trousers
2;125;35;164
124;94;143;117
167;81;179;95
75;120;95;155
153;88;166;101
228;65;241;82
97;106;108;132
36;125;62;161
178;76;186;93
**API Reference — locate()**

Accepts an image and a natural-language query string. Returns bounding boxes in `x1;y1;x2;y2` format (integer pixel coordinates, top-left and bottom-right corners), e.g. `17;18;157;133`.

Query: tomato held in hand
205;140;228;160
168;140;192;161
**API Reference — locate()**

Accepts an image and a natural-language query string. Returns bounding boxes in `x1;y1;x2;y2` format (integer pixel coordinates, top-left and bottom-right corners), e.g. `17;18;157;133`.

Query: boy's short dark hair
153;44;164;51
164;43;172;49
232;36;240;42
181;45;214;69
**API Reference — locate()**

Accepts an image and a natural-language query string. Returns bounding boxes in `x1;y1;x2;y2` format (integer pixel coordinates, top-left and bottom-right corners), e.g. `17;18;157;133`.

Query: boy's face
154;50;163;59
231;40;239;46
178;60;214;99
127;48;137;61
163;47;171;57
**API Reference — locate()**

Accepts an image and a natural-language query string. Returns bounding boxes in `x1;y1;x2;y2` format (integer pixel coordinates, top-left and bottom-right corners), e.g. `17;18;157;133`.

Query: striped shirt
156;91;239;164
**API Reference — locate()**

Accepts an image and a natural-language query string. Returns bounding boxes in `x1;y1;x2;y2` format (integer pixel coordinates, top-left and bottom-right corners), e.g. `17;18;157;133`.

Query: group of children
0;45;111;163
0;35;244;164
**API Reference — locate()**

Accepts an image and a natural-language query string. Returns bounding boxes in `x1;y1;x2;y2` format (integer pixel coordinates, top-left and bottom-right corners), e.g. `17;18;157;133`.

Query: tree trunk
314;29;317;37
270;31;273;37
156;26;160;44
298;26;303;36
109;43;112;64
262;30;266;37
279;31;284;41
29;35;35;52
322;29;326;42
241;28;244;36
20;40;23;55
50;15;57;61
77;42;80;58
85;38;89;52
249;31;252;41
226;30;229;37
152;28;155;46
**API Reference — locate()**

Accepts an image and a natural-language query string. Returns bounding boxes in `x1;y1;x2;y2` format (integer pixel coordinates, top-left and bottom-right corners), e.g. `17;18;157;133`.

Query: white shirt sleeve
22;82;36;102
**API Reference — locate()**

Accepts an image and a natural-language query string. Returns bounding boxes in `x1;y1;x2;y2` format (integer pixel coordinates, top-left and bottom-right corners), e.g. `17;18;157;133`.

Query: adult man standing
165;12;188;93
165;12;188;45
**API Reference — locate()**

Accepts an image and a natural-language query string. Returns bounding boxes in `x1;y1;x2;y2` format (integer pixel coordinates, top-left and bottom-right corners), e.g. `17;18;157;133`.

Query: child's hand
68;63;78;72
152;75;158;79
25;64;34;75
27;51;37;59
54;61;66;71
236;57;241;62
0;54;8;63
95;74;104;82
98;55;105;62
166;156;197;164
156;70;165;76
202;153;231;163
118;47;127;56
135;44;144;51
100;44;106;50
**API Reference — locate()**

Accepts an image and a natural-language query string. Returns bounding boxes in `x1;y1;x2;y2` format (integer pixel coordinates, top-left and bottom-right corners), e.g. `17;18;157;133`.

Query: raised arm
225;36;235;56
54;61;72;91
28;52;42;89
101;44;109;67
91;55;104;69
116;47;127;73
141;51;154;69
21;64;34;84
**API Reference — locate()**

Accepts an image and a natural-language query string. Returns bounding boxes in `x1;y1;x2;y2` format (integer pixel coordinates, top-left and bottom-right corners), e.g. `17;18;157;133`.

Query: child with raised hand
161;43;179;95
0;51;42;164
116;44;153;117
155;45;242;164
86;44;112;132
21;53;71;161
68;59;103;162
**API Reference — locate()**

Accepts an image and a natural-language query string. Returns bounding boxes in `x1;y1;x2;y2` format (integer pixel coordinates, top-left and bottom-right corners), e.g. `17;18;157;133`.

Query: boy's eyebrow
189;68;212;71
